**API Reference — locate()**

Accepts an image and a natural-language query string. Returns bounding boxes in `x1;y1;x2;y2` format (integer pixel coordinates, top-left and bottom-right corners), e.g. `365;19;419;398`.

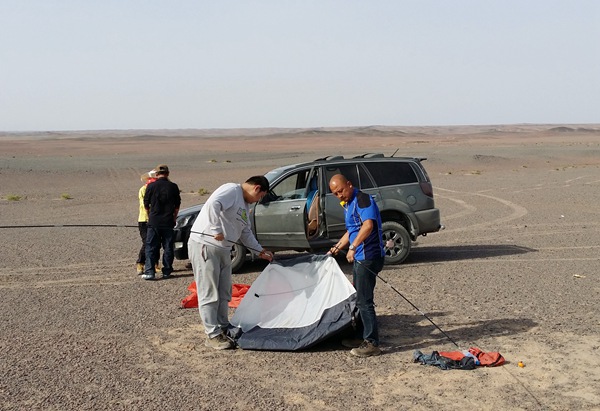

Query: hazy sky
1;1;598;131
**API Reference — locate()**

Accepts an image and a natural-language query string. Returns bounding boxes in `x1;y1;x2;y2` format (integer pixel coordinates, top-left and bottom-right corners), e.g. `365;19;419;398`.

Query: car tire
231;244;246;273
381;220;411;264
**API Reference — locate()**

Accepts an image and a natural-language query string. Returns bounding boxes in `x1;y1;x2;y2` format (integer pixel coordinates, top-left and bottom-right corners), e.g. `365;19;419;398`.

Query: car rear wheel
381;220;411;264
231;244;246;273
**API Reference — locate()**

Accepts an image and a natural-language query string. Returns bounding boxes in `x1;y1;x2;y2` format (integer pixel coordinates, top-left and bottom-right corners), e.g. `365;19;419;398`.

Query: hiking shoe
136;263;144;275
205;334;233;350
141;274;156;281
341;338;363;348
350;341;381;357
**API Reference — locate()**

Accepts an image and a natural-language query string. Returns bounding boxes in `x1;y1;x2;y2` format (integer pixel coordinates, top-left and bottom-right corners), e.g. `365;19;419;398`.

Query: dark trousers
353;256;384;345
145;225;174;276
137;222;148;264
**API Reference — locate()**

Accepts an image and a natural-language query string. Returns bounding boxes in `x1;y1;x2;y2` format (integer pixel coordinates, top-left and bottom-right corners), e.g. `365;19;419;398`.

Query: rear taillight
420;182;434;197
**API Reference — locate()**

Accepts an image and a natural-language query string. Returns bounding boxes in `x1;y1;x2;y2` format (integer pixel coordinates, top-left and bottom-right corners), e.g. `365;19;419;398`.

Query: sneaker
205;334;233;350
341;338;363;348
162;273;171;280
350;341;381;357
136;263;144;275
141;274;156;281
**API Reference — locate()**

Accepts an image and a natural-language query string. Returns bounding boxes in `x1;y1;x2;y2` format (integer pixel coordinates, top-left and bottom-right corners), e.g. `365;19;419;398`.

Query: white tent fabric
228;254;356;351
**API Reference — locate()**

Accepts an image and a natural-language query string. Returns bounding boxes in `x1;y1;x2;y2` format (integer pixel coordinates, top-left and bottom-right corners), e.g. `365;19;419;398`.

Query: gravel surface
1;126;600;410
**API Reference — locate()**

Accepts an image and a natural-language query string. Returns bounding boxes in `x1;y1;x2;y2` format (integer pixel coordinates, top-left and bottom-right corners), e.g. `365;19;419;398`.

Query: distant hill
1;124;599;140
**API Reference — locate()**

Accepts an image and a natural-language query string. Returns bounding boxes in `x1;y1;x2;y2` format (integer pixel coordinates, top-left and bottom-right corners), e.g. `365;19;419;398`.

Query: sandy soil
1;125;600;410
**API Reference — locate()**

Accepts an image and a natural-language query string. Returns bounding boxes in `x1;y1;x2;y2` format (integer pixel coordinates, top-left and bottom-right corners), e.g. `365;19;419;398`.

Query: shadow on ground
180;243;536;276
307;313;537;354
406;244;537;263
315;244;537;274
379;313;537;353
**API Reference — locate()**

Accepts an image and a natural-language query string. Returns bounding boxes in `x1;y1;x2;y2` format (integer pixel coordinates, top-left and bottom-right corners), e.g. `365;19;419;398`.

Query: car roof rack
353;153;385;158
315;155;345;161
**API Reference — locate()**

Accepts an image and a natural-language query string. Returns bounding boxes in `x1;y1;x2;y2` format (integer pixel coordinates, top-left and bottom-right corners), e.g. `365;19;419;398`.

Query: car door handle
290;206;301;211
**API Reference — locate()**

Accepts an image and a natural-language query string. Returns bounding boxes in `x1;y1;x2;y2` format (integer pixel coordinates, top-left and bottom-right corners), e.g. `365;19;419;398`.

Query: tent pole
335;249;460;348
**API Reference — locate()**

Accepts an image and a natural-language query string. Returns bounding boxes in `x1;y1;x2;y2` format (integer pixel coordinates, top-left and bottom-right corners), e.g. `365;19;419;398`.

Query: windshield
264;164;300;184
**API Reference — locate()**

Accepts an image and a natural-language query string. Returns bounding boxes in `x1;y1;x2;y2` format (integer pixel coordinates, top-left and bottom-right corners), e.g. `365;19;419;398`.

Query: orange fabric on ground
181;281;250;309
438;348;506;367
438;351;465;361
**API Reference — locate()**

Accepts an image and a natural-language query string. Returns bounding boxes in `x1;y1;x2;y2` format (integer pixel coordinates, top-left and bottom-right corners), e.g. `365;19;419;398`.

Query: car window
307;168;319;198
270;169;311;200
364;161;418;186
357;164;374;189
324;163;374;192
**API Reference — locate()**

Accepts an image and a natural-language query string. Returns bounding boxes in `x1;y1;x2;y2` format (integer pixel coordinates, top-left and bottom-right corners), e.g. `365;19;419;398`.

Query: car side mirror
261;191;278;204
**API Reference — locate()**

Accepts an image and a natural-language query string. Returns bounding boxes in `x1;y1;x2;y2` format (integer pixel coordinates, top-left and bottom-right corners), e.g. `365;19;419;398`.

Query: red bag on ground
438;347;506;367
180;281;250;309
468;347;505;367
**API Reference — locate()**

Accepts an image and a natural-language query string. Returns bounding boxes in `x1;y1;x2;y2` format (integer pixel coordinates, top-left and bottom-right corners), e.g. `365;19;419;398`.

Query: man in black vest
143;164;181;280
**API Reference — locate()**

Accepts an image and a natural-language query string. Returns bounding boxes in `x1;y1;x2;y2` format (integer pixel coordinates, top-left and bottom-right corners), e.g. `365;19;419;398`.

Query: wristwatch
349;244;356;251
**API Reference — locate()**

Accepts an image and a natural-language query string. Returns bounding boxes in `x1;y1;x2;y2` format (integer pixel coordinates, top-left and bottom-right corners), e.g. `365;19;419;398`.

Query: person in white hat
136;170;159;274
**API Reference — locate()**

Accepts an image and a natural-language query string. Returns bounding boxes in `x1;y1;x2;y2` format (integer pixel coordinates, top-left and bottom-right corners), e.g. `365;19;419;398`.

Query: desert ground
1;125;599;410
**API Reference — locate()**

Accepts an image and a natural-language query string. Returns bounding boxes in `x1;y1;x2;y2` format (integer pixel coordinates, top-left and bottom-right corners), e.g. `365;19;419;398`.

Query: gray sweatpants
188;240;232;338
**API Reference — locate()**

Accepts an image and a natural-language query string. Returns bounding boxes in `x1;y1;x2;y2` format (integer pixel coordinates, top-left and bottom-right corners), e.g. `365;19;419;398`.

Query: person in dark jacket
142;164;181;280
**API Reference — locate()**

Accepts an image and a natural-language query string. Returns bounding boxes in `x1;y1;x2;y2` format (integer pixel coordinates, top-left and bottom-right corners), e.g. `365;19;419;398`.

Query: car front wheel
381;220;411;264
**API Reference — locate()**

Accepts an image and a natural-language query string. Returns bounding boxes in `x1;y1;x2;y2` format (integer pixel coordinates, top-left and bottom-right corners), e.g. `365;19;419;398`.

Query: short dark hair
245;175;269;192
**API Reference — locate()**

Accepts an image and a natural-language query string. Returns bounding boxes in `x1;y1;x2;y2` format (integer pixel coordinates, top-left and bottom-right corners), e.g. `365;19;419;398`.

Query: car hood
178;204;203;217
